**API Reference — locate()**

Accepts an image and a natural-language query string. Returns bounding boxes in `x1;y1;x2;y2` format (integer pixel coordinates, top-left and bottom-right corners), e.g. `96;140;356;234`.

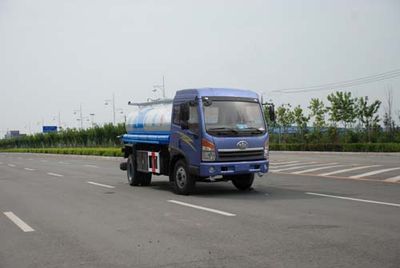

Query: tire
141;173;152;186
173;159;195;195
231;174;254;191
127;154;141;186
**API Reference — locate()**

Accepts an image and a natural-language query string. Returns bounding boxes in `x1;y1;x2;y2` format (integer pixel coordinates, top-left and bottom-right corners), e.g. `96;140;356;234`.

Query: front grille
218;149;264;162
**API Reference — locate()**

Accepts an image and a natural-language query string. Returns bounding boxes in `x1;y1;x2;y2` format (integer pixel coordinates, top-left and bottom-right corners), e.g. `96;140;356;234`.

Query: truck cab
121;88;271;195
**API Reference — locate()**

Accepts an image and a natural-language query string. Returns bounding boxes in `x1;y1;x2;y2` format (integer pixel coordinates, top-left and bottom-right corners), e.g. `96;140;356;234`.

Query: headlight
264;139;269;160
202;138;216;161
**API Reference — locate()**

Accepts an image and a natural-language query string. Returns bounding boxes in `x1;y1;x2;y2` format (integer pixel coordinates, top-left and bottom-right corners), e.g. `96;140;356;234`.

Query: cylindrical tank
126;103;172;134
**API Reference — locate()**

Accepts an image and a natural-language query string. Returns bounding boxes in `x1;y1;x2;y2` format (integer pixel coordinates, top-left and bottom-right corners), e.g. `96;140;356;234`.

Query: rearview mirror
268;105;276;122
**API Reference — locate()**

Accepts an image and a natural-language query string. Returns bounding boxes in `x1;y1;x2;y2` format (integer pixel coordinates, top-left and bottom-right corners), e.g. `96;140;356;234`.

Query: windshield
203;100;266;136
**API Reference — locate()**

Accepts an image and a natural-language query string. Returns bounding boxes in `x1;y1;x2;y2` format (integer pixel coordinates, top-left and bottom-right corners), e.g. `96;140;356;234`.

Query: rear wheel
173;159;195;195
127;154;141;186
231;174;254;191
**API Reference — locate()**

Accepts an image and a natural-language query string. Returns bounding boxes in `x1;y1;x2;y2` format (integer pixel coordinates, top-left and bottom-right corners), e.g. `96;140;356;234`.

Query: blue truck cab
121;88;272;195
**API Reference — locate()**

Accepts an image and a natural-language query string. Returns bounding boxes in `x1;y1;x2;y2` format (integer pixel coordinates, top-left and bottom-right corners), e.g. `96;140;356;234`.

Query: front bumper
196;160;269;177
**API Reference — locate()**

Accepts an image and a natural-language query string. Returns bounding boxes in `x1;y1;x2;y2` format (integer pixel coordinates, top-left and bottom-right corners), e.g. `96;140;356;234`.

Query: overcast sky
1;0;399;136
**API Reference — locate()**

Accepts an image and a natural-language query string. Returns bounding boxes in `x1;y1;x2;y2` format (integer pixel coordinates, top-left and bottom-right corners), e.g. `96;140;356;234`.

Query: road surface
0;152;399;268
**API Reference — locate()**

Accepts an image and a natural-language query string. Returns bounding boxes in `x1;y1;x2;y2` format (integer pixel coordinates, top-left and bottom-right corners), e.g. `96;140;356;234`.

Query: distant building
5;130;21;139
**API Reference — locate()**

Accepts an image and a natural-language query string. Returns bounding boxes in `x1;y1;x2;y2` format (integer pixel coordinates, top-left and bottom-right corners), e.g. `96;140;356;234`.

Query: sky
0;0;399;137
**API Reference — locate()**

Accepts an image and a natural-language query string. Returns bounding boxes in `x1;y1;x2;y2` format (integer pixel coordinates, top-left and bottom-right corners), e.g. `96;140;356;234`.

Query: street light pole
105;94;116;125
73;105;83;129
112;93;116;125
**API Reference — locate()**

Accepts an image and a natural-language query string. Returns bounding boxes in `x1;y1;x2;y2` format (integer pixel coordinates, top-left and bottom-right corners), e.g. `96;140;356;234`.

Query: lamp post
73;104;83;129
89;113;95;127
104;93;116;125
153;75;166;99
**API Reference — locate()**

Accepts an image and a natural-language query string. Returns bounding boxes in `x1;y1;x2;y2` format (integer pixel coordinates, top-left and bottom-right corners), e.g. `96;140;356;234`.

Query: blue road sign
42;126;58;133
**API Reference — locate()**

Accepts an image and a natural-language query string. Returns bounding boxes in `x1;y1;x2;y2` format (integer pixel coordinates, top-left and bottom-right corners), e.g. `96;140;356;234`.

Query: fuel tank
126;103;172;134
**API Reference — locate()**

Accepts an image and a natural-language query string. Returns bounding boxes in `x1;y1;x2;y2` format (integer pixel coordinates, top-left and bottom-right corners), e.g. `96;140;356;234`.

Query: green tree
357;96;381;142
327;91;358;129
276;104;295;143
308;98;327;142
293;105;309;140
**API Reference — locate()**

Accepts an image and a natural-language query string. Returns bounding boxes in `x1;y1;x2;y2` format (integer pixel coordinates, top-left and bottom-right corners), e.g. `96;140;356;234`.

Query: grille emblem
237;141;248;150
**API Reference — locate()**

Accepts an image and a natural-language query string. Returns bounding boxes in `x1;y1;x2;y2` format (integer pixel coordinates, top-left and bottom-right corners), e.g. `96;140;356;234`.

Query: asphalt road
0;152;399;268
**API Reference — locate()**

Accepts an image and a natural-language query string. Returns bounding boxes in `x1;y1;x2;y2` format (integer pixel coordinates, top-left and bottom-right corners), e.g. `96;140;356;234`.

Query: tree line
0;123;125;148
266;91;400;144
1;90;399;150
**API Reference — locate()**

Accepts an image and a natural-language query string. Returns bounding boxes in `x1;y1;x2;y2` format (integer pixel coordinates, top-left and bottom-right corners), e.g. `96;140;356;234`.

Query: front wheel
173;160;195;195
231;174;254;191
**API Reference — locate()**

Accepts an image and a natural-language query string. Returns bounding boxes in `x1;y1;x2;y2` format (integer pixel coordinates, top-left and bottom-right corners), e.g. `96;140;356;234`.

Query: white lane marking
58;161;70;164
168;200;236;217
28;158;33;161
271;162;338;173
306;192;400;208
270;161;300;166
87;181;115;189
24;168;36;171
292;164;346;175
47;172;63;177
0;162;3;164
7;164;16;167
319;165;382;176
350;167;400;179
384;175;400;183
84;164;98;168
3;212;35;232
270;162;317;169
40;160;48;163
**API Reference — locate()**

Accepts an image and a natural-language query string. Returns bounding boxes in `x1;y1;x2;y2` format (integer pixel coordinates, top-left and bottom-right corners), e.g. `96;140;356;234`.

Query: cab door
176;101;201;167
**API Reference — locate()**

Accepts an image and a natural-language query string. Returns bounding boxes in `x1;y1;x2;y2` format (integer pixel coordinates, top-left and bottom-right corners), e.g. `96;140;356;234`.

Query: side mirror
269;105;276;122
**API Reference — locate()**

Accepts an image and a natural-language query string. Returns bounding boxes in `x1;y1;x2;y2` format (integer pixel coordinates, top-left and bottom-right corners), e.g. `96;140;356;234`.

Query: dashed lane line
3;212;35;232
7;164;16;167
168;200;236;217
306;192;400;208
384;175;400;183
47;172;63;177
87;181;115;189
269;162;317;169
270;161;300;165
84;164;99;168
350;167;400;179
291;164;347;175
24;168;36;171
319;165;382;176
271;162;338;173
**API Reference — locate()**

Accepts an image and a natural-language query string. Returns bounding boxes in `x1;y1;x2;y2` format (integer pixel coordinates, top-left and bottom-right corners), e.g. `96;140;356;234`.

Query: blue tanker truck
120;88;275;195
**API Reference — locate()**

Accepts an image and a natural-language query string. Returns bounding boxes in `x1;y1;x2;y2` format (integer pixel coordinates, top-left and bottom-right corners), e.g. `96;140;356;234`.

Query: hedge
0;147;123;157
270;143;400;152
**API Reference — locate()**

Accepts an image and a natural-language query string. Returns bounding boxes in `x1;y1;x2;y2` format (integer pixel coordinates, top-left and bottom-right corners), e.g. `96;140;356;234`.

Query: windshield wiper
241;127;264;134
207;127;239;135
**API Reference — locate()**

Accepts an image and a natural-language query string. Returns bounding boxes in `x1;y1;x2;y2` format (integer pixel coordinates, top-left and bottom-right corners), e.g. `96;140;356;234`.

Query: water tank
126;103;172;134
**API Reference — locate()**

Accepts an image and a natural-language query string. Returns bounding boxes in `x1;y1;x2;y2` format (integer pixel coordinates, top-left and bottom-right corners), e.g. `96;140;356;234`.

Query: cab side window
188;105;199;133
172;104;180;125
